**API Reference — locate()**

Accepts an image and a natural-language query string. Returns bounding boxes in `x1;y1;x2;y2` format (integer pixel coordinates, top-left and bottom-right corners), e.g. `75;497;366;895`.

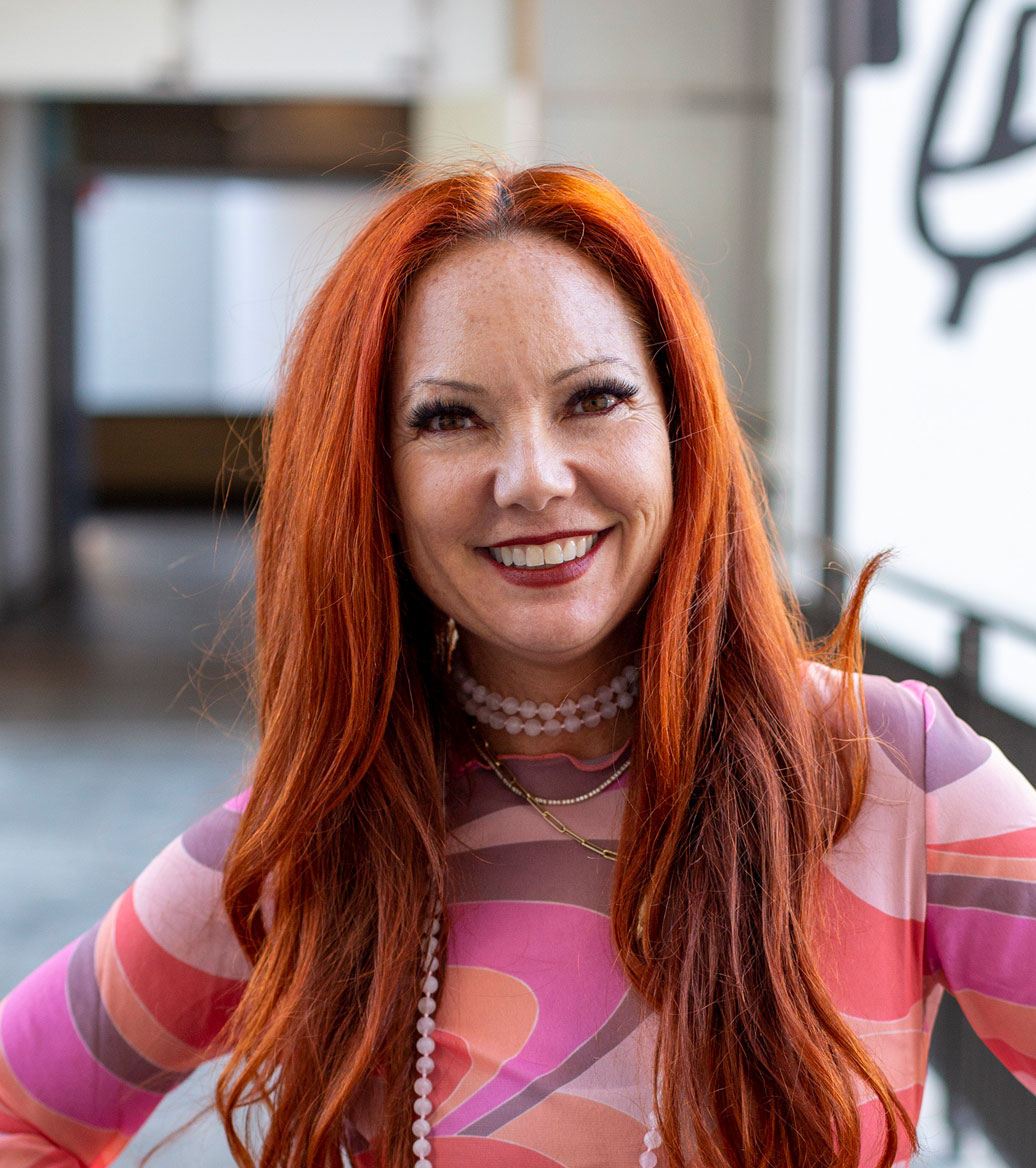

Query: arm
920;684;1036;1092
0;797;251;1167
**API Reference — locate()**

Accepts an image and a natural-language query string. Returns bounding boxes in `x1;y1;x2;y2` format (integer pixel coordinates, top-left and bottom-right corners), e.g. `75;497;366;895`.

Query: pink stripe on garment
1;944;161;1131
925;905;1036;1007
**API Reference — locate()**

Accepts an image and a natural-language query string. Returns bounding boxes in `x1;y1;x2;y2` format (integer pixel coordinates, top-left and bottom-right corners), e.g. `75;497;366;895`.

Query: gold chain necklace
467;731;624;862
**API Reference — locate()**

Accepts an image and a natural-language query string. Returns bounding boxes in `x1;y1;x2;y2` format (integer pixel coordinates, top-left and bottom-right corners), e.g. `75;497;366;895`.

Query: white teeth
487;533;600;569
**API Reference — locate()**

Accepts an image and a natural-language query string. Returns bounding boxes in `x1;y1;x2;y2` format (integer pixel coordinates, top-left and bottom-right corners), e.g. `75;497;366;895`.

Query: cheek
393;451;473;558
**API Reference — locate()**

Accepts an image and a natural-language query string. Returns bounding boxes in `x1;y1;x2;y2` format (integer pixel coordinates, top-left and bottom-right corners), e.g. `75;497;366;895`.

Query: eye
568;380;639;415
407;398;479;432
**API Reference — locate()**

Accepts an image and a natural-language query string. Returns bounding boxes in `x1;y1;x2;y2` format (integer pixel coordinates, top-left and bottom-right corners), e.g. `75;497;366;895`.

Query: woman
1;165;1034;1168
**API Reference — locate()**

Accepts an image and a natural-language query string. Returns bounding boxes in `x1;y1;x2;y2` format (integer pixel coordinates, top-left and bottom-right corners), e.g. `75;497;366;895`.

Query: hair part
217;164;913;1168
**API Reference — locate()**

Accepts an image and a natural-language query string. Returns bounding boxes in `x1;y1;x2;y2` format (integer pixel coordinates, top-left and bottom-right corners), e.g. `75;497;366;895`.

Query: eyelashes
567;379;639;413
405;379;640;432
406;397;477;431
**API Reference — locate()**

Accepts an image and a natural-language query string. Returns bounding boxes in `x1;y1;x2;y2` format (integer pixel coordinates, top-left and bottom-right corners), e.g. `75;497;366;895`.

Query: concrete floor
0;512;1008;1167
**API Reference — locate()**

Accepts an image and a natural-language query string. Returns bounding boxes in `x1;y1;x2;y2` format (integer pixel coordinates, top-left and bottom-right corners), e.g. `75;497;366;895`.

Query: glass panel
75;173;387;415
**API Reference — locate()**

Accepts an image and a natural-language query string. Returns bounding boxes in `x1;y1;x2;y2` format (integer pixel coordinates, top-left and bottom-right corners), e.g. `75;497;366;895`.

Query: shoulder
806;663;998;792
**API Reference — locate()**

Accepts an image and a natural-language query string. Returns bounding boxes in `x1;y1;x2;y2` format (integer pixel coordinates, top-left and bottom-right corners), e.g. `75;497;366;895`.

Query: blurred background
0;1;1033;1164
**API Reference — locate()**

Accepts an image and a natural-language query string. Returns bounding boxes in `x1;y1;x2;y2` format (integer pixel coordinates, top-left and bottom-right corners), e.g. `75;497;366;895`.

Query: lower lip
480;531;609;589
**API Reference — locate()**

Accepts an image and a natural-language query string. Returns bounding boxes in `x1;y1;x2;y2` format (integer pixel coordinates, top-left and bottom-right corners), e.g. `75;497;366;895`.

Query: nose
491;427;576;511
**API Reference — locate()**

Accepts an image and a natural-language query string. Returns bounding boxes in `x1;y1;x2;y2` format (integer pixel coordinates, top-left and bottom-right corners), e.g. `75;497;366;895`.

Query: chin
482;617;628;665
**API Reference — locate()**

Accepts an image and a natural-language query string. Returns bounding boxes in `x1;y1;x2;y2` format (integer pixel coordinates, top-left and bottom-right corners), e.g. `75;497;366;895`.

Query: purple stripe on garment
864;675;926;788
924;904;1036;1006
66;923;186;1093
920;688;992;790
928;874;1036;919
1;942;162;1129
180;805;241;871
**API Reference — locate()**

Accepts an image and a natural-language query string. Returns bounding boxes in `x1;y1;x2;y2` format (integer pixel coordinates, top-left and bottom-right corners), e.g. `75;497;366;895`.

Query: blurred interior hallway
0;510;252;1165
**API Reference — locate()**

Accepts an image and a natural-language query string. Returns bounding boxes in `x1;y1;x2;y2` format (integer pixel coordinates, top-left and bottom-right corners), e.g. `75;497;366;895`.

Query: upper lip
484;529;603;549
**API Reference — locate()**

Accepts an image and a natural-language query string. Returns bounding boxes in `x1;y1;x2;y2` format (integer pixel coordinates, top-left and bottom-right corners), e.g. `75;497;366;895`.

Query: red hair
217;165;913;1167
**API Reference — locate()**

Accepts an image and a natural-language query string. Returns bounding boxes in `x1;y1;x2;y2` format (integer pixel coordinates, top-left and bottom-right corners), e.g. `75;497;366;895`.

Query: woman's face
388;234;673;676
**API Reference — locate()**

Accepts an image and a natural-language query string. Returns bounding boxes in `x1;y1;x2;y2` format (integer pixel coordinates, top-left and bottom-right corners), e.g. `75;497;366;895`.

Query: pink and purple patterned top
1;674;1035;1167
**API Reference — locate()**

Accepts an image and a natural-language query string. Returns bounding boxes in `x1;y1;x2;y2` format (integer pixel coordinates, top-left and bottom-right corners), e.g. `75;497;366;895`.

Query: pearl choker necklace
453;661;639;737
411;903;663;1167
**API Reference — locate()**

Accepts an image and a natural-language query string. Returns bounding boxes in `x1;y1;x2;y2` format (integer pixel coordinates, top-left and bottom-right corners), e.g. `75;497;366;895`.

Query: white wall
539;0;777;432
0;0;423;98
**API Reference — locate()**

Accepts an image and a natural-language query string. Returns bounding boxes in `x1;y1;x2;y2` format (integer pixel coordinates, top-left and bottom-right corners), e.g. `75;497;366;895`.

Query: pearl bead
616;691;634;709
577;693;597;712
504;715;523;734
518;699;537;719
559;698;578;717
416;1035;435;1055
422;975;439;995
525;719;543;736
416;1160;432;1168
463;698;478;716
563;715;582;733
412;1137;432;1157
416;1055;434;1075
599;701;618;719
476;706;491;723
612;673;628;693
414;1077;433;1096
416;1016;435;1036
639;1152;657;1168
461;676;475;694
542;718;563;736
582;711;601;728
537;701;555;720
412;1118;431;1138
413;1096;432;1117
501;696;520;715
623;664;638;683
489;711;506;730
485;692;502;710
472;685;487;702
418;996;436;1015
645;1129;663;1149
595;685;613;703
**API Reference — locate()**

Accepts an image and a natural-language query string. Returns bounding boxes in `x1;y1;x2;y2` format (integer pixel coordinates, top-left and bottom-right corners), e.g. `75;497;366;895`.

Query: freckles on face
387;234;673;669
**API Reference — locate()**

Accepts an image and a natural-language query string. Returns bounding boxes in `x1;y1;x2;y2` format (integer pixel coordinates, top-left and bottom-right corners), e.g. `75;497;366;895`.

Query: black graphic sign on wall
912;0;1036;326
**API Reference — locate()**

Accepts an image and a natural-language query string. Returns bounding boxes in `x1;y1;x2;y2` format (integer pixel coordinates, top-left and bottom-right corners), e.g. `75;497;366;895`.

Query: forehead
391;235;650;384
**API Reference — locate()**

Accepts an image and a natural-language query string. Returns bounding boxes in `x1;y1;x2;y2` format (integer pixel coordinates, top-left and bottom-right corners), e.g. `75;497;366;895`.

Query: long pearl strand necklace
410;905;664;1167
453;661;639;737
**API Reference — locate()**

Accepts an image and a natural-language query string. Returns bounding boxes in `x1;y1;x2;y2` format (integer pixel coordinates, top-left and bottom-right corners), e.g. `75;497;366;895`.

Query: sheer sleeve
918;683;1036;1093
0;795;251;1166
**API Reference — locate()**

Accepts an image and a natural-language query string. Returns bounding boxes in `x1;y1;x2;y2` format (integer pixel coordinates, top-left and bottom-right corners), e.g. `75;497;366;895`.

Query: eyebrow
550;356;641;383
401;357;640;402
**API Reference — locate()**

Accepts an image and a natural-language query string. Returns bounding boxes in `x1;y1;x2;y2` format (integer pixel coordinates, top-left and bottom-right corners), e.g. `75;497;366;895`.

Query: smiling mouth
486;532;601;568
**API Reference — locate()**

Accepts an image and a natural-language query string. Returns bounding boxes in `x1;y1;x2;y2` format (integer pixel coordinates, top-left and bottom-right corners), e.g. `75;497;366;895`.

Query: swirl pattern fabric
1;678;1035;1167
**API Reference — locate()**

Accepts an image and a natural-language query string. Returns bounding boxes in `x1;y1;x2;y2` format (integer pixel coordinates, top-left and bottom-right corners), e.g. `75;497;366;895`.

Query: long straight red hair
217;165;914;1167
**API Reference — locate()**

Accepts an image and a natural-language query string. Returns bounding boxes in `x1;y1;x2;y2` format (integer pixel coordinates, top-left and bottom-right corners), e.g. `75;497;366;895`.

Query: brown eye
573;391;616;414
430;412;475;431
